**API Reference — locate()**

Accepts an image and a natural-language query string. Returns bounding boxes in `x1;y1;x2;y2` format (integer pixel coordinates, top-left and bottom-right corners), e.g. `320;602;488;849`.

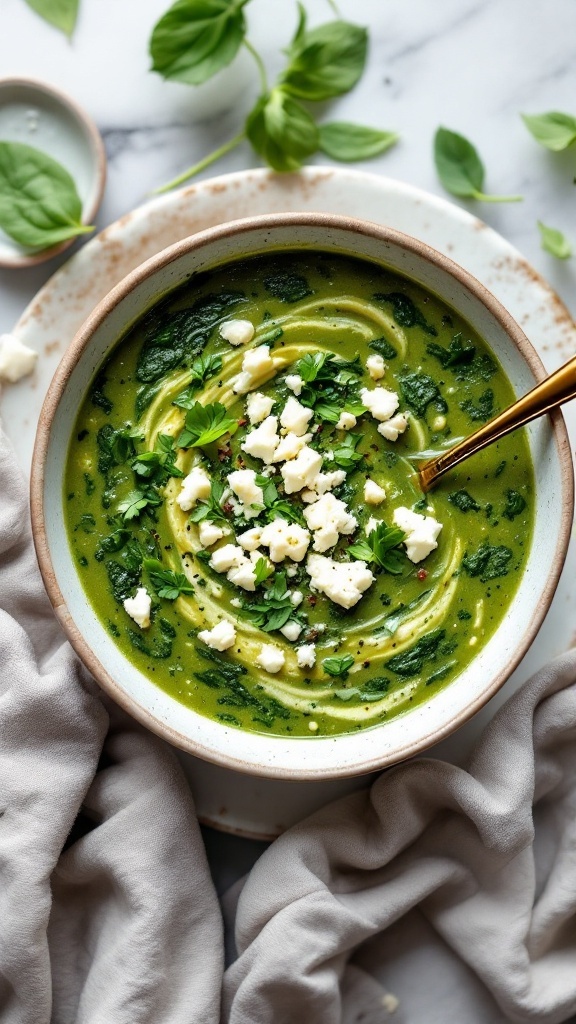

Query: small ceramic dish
31;213;573;780
0;77;106;268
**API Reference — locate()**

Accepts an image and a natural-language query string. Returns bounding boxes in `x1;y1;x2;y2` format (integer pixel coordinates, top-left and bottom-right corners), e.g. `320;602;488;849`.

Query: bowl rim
31;211;575;779
0;75;107;269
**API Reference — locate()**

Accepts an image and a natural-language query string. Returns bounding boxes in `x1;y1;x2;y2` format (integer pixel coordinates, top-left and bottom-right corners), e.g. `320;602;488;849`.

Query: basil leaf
319;122;398;162
282;18;368;101
150;0;248;85
323;654;354;679
23;0;79;37
0;141;93;250
434;127;522;204
537;221;572;260
522;111;576;151
245;87;318;173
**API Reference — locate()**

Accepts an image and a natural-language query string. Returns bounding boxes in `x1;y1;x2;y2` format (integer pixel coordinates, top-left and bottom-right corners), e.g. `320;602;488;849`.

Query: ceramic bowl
31;213;573;780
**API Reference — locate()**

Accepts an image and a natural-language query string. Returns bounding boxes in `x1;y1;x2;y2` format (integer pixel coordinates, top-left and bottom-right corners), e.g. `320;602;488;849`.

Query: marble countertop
1;0;576;887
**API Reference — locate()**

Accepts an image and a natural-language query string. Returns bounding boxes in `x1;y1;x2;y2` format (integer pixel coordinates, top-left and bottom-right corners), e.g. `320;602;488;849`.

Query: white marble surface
1;0;576;886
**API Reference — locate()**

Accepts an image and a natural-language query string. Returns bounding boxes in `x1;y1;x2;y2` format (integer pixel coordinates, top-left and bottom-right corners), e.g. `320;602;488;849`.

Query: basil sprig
151;0;398;189
434;127;522;204
0;141;93;250
22;0;79;37
348;523;407;574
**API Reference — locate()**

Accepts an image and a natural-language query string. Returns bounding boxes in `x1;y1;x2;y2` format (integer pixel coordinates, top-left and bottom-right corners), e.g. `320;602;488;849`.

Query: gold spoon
418;352;576;491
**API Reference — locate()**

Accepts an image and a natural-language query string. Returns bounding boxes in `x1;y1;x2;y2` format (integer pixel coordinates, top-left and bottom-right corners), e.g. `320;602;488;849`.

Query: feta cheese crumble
280;396;314;436
360;385;399;423
246;392;274;424
233;344;275;394
198;521;228;548
123;587;151;629
303;493;357;553
285;373;303;395
241;416;279;464
393;506;443;563
256;644;285;673
364;479;386;505
272;431;312;462
237;526;263;551
228;469;264;519
219;319;255;346
281;445;323;494
307;553;375;609
198;620;236;651
336;411;356;430
209;544;246;573
259;518;310;562
0;334;38;384
366;353;385;380
177;466;211;511
280;620;302;641
377;412;408;441
296;644;316;668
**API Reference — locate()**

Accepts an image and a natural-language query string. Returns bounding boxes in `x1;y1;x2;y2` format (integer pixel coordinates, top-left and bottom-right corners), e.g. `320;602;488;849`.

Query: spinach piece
453;354;497;384
194;644;290;727
368;337;397;359
457;609;472;621
264;270;311;303
84;472;96;496
448;490;481;513
105;560;141;603
494;460;507;477
426;333;475;368
97;424;140;474
460;388;494;422
462;543;513;582
95;527;130;562
136;291;245;383
385;628;446;677
334;676;390;702
400;372;447;418
374;590;431;637
502;489;527;521
374;291;438;336
426;662;456;686
135;382;162;418
78;513;96;533
128;629;172;660
90;372;112;415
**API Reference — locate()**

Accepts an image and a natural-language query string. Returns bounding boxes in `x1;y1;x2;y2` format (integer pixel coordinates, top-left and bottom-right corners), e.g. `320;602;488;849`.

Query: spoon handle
419;352;576;491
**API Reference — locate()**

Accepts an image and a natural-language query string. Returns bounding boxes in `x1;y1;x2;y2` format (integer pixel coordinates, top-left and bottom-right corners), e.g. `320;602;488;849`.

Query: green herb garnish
426;333;475;369
385;628;446;677
348;522;406;574
462;542;513;582
448;490;481;513
131;433;183;484
0;141;93;250
189;478;229;525
522;111;576;151
374;292;437;336
144;557;194;600
176;400;238;448
323;654;354;679
118;489;162;521
400;372;447;418
502;489;527;521
434;127;522;203
460;388;494;422
318;122;398;161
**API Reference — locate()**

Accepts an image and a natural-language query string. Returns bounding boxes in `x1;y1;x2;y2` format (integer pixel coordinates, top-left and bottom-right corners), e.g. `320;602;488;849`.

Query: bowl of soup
31;213;573;779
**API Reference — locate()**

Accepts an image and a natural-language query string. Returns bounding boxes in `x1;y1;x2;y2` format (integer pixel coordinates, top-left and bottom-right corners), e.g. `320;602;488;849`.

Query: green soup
65;251;534;737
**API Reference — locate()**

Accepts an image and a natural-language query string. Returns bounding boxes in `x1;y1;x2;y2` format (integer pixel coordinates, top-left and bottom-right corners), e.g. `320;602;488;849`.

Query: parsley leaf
323;654;354;678
118;489;162;521
173;354;223;407
189;478;229;524
253;556;274;587
348;522;406;574
143;557;194;600
132;433;183;484
177;401;238;448
331;432;364;470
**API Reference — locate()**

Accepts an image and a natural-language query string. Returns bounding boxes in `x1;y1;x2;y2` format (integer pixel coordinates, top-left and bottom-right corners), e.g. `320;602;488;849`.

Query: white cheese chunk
241;415;279;464
280;396;314;436
123;587;151;629
237;526;263;551
360;386;399;422
198;520;228;548
281;445;323;494
377;412;409;441
227;559;258;592
246;392;274;424
272;431;312;462
198;620;236;651
366;353;386;380
314;470;347;495
233;344;275;394
0;333;38;384
366;517;380;535
297;644;316;669
280;620;302;641
307;553;374;609
259;518;310;562
228;468;264;519
285;373;303;396
290;590;304;607
256;644;285;674
364;479;386;505
393;506;443;563
177;466;211;511
286;565;298;578
303;493;357;553
209;544;246;573
219;319;254;346
336;411;356;430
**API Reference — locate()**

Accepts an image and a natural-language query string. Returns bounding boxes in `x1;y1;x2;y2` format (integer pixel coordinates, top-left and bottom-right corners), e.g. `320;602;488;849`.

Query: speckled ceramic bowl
31;213;573;780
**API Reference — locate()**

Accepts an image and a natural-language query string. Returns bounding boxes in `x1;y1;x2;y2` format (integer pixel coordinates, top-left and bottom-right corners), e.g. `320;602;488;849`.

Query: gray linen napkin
0;427;223;1024
223;649;576;1024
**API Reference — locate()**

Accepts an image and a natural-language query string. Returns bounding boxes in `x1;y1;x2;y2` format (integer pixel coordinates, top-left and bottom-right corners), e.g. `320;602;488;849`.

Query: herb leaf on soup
349;522;406;574
323;654;355;679
177;401;239;448
434;127;523;203
144;558;194;599
0;141;93;250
